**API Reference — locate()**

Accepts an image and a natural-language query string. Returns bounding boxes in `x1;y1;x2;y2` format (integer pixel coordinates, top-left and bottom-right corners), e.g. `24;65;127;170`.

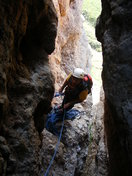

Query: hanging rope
43;92;86;175
43;108;66;176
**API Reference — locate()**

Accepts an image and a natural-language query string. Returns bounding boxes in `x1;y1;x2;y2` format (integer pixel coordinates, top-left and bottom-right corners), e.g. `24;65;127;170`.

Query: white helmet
72;68;85;79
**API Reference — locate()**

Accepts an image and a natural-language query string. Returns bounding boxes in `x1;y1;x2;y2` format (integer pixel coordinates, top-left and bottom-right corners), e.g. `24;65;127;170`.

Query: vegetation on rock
82;0;101;51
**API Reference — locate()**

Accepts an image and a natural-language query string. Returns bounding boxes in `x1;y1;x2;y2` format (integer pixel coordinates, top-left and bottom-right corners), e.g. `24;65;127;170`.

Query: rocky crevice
0;0;106;175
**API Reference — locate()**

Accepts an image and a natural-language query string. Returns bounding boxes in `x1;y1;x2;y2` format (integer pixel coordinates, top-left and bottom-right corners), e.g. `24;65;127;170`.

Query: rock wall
96;1;132;176
0;0;103;175
41;99;93;176
82;88;108;176
0;0;57;175
49;0;92;90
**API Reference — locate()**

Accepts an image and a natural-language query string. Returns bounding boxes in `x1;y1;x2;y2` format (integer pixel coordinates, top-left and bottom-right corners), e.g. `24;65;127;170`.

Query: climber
58;67;93;111
46;68;93;136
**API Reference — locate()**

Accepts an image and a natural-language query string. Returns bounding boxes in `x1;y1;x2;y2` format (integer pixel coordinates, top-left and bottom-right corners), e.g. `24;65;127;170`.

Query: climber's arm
59;73;72;93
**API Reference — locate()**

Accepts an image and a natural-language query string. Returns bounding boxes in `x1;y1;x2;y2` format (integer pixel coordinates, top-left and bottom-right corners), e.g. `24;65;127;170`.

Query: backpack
83;74;93;94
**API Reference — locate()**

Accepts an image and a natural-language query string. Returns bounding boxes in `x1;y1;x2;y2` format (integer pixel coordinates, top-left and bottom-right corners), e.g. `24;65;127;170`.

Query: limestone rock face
50;0;92;90
96;1;132;176
0;0;57;175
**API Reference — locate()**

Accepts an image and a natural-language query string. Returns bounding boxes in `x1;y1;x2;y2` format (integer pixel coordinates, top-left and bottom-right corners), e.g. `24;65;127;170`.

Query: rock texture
0;0;57;175
96;1;132;176
0;0;106;175
41;90;108;176
82;89;108;176
49;0;92;91
41;97;93;176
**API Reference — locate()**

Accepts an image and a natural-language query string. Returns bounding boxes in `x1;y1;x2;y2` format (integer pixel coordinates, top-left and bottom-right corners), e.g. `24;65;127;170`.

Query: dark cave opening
33;99;52;134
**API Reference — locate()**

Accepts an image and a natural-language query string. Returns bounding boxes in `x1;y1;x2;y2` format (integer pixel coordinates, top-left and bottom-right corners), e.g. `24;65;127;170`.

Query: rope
43;92;86;175
43;108;66;176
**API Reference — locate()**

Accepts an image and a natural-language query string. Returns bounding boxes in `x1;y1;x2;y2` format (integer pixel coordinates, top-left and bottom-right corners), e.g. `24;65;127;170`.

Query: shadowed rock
96;1;132;175
0;0;57;175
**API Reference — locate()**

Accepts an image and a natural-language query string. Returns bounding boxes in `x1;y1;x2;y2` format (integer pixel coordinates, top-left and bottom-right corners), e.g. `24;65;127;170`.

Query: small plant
88;123;93;144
